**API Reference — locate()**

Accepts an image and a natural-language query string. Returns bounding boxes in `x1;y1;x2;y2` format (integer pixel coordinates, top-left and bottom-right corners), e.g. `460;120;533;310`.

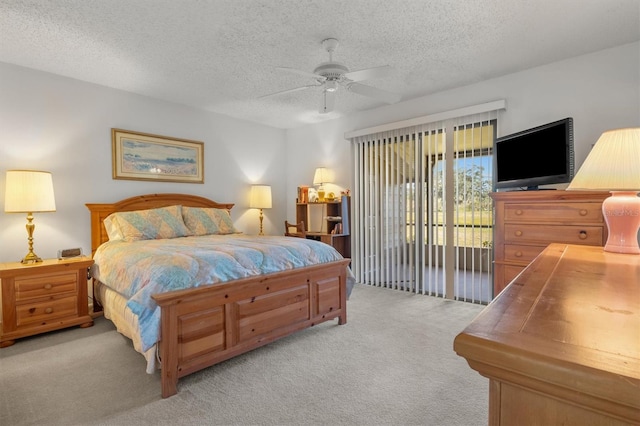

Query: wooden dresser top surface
455;243;640;408
490;189;610;202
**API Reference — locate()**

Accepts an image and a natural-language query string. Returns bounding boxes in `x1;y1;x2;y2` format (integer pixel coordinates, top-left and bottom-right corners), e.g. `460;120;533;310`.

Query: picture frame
111;129;204;183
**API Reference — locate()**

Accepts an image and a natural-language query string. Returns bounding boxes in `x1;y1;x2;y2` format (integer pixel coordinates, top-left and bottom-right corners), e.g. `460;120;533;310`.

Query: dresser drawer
505;202;604;223
14;271;78;302
504;265;525;286
491;191;608;300
15;294;78;327
504;224;604;245
504;244;545;263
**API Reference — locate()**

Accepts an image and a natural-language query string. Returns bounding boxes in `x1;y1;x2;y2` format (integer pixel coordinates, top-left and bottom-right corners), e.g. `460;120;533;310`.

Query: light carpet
0;284;488;426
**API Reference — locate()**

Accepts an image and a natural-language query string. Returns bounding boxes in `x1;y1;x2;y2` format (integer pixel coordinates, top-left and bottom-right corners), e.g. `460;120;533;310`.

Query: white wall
1;41;637;263
284;42;640;218
0;63;286;262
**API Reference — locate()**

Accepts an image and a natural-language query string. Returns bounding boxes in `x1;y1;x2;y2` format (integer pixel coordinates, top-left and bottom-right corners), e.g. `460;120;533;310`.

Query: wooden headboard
85;193;235;256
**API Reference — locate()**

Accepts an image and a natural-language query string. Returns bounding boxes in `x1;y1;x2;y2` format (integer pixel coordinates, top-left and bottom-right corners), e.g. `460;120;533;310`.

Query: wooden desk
305;232;350;259
454;244;640;425
296;196;351;259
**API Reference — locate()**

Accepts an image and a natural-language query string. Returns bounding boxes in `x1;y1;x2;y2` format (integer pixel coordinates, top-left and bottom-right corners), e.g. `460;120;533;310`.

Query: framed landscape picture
111;129;204;183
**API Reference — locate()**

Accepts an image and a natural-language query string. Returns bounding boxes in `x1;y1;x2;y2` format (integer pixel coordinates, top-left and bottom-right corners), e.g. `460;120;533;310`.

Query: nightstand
0;257;94;347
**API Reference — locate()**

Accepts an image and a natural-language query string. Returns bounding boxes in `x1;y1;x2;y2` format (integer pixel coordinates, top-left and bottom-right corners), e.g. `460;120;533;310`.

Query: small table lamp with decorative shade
567;128;640;254
249;184;272;236
313;167;331;202
4;170;57;263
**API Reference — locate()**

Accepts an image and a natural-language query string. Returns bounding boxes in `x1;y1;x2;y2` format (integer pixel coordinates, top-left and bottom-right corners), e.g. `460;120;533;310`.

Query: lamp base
21;251;42;264
22;212;44;263
602;191;640;254
258;208;265;236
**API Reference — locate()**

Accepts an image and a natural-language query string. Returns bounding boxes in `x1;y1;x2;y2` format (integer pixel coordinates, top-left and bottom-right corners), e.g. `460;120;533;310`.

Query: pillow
103;214;124;241
182;206;239;236
106;205;190;241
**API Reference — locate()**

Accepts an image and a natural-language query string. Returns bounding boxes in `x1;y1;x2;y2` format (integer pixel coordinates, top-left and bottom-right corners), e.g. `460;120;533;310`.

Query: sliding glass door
352;115;496;304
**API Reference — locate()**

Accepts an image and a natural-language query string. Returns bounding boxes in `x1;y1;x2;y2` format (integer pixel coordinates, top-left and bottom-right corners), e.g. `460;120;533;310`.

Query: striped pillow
182;206;239;236
106;205;190;241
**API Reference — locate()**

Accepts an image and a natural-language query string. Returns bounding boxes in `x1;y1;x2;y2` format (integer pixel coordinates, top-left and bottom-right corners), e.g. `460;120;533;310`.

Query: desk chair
284;220;306;238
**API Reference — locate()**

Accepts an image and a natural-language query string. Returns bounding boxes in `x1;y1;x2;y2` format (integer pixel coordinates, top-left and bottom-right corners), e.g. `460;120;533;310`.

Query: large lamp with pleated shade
567;128;640;254
4;170;57;263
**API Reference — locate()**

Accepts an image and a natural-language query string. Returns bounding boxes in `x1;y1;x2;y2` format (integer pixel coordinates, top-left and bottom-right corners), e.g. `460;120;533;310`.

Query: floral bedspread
92;235;353;351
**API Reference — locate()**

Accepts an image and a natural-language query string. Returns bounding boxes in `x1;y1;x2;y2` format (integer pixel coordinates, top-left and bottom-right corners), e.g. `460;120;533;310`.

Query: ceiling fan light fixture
322;38;339;54
325;81;337;92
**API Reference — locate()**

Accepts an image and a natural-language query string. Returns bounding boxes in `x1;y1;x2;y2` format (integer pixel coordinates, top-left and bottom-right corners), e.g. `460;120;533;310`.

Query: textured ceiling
1;0;638;129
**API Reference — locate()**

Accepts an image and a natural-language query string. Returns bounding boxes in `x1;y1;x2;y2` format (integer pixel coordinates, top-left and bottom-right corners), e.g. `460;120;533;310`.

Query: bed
86;193;352;398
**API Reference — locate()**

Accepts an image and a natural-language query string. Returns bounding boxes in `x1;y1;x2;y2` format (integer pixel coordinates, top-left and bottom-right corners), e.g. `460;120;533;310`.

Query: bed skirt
95;281;157;373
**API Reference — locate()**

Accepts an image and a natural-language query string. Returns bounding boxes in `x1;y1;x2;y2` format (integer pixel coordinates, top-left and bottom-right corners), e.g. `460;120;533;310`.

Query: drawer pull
579;209;588;216
45;307;53;314
44;284;53;290
515;209;523;216
515;251;523;257
579;230;587;240
514;230;523;237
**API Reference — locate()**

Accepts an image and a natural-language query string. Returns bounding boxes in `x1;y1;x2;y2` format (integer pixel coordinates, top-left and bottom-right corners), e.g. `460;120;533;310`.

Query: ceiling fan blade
276;67;326;82
347;82;401;104
343;65;394;82
319;89;335;114
258;84;320;99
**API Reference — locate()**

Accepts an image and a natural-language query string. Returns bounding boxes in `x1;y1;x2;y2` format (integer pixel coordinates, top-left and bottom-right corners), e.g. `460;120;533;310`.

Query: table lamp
313;167;331;202
250;184;272;235
4;170;57;263
567;128;640;254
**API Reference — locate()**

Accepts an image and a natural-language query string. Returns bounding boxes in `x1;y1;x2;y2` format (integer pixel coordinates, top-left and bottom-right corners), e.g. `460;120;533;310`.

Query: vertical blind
351;110;498;303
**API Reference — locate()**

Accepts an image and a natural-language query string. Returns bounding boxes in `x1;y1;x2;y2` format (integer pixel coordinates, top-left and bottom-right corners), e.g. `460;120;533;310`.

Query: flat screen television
494;117;574;190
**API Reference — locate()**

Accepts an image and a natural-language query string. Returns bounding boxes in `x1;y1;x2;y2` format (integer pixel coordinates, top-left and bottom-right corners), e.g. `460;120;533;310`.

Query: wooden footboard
152;258;350;398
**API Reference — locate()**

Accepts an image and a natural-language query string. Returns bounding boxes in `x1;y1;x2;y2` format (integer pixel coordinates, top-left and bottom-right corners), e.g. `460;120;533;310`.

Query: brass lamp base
258;208;265;236
21;251;43;264
21;212;43;263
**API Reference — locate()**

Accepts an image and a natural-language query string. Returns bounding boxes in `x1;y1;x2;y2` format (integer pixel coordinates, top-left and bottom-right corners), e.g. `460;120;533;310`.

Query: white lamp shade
249;185;272;209
5;170;56;213
567;128;640;191
313;167;332;185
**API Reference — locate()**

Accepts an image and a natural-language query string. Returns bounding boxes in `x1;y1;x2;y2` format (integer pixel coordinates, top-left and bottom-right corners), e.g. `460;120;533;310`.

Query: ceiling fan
260;38;401;114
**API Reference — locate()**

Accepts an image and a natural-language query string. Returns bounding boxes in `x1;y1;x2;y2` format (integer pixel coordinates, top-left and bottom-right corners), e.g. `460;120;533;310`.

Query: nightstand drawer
505;202;604;223
16;294;78;327
504;224;604;245
14;271;78;301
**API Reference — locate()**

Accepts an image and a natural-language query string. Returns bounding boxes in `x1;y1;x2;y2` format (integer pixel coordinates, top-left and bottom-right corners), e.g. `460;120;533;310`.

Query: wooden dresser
491;190;609;295
454;243;640;425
